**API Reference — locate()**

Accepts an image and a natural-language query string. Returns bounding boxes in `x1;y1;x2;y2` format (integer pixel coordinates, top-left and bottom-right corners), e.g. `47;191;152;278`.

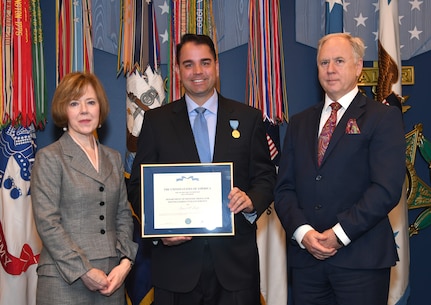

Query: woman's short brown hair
51;72;110;128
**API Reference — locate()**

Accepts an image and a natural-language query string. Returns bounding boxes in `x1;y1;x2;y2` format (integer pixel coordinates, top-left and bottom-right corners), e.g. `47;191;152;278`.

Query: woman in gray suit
31;72;138;304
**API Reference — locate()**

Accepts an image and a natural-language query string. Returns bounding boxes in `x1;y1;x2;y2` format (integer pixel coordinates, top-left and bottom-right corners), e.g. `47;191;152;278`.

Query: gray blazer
31;132;137;284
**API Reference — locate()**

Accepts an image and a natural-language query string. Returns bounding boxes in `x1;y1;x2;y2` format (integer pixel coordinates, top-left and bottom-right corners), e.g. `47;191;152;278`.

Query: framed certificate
140;162;234;237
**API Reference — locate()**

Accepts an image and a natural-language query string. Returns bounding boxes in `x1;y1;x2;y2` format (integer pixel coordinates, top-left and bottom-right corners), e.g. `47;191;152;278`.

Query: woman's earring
98;124;101;128
63;126;67;131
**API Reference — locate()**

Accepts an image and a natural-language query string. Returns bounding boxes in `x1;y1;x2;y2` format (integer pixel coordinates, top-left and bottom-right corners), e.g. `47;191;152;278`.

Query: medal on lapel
230;120;240;138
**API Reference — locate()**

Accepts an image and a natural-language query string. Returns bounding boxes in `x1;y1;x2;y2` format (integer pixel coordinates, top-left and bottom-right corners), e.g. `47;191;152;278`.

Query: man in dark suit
128;34;276;305
274;33;406;305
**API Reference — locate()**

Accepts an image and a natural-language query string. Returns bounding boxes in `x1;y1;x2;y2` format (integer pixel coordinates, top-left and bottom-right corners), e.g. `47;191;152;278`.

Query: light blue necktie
193;107;211;163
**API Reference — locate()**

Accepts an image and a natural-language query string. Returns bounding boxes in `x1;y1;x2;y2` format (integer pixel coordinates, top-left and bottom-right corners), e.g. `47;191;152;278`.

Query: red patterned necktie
317;102;341;166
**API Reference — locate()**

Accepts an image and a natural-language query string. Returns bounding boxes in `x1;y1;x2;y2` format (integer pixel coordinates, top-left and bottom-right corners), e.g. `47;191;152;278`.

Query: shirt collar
324;87;359;111
185;89;218;115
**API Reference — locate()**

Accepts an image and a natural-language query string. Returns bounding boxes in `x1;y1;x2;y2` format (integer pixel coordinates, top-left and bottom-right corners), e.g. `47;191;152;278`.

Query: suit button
100;201;105;206
100;229;105;234
99;186;104;192
316;175;322;181
99;215;105;220
315;204;322;210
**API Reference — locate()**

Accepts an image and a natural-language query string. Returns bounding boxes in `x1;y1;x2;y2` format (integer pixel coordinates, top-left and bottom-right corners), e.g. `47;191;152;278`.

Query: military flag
118;1;164;304
56;0;93;83
0;125;42;305
0;1;46;304
256;203;287;305
377;1;410;304
247;0;288;304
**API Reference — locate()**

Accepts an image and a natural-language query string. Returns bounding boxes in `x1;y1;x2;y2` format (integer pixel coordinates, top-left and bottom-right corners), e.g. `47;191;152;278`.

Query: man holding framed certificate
128;34;276;305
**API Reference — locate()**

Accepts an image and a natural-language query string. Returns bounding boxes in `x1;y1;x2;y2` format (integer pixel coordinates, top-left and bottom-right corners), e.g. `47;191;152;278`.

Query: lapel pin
230;120;240;138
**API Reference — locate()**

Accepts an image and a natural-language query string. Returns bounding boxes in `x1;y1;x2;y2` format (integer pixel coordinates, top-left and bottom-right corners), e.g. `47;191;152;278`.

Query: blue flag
296;0;431;61
325;0;343;34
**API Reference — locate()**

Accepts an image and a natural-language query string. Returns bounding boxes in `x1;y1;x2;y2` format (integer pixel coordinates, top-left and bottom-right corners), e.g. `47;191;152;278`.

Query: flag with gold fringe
247;0;288;304
377;1;410;304
0;1;46;304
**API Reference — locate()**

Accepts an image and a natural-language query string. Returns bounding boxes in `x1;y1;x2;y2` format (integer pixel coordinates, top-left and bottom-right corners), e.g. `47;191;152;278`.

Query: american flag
267;134;278;161
296;0;431;61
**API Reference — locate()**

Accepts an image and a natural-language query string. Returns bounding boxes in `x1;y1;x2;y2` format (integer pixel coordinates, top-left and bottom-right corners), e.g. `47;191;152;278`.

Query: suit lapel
213;96;235;162
98;146;114;183
320;93;366;166
60;133;112;183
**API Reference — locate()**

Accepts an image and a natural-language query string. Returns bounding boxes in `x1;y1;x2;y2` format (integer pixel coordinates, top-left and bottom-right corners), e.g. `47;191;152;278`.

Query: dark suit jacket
274;92;406;269
128;94;276;292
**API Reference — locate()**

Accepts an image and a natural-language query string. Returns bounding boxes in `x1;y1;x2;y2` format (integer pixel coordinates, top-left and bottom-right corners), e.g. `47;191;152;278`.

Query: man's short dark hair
176;34;217;63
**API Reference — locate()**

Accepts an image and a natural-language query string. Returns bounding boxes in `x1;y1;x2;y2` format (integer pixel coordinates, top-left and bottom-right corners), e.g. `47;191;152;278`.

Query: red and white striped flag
266;134;278;161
